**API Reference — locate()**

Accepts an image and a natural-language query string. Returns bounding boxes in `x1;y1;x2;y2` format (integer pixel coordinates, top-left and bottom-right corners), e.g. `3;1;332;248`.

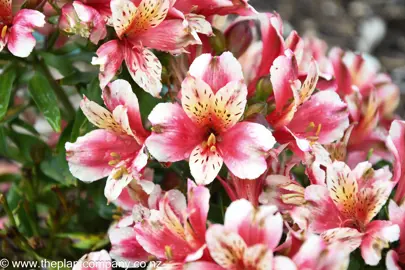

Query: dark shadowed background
250;0;405;115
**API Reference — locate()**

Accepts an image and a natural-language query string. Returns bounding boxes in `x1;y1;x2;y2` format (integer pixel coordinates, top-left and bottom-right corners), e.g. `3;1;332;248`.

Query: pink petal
124;45;162;97
387;120;405;203
103;79;149;142
73;1;107;44
362;221;400;266
321;228;363;252
109;227;150;263
65;129;141;182
92;40;124;89
181;75;214;127
0;0;12;21
206;224;247;269
386;250;401;270
270;50;299;112
189;144;223;185
273;256;297;270
218;122;276;180
146;103;204;162
329;47;353;96
189;52;244;93
73;250;111;270
173;0;255;17
243;244;274;269
133;19;201;54
129;0;170;34
186;180;210;245
287;91;349;144
8;9;45;57
225;199;283;249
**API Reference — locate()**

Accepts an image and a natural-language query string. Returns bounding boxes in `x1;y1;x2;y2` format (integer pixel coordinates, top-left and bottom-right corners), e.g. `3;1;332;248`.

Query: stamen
108;160;119;166
207;133;216;146
164;246;173;261
210;145;216;152
151;125;163;133
1;26;7;39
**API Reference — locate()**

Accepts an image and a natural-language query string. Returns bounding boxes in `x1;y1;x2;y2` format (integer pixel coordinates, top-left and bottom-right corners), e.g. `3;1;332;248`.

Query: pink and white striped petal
92;40;124;89
218;122;276;180
110;0;137;38
8;9;45;57
145;103;204;162
189;52;244;93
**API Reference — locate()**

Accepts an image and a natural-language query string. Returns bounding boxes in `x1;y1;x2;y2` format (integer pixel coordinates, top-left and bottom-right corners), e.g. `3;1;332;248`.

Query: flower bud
225;20;253;58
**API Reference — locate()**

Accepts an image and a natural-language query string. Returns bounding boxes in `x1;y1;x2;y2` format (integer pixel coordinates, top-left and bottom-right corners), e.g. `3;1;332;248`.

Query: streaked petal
110;0;137;38
109;227;150;263
189;144;223;185
219;122;276;180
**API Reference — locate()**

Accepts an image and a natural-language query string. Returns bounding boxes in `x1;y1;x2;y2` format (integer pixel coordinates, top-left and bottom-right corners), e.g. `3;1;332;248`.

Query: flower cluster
1;0;405;269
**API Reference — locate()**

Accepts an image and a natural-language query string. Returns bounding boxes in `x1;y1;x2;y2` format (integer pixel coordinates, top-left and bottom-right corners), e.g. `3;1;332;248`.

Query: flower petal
211;80;247;132
129;0;170;34
103;79;149;142
110;0;137;38
219;122;276;180
189;52;244;93
321;227;363;252
181;75;214;127
65;130;140;182
146;103;204;162
206;224;247;269
73;250;111;270
92;40;124;89
124;46;162;97
387;120;405;203
8;9;45;58
109;227;150;263
189;144;223;185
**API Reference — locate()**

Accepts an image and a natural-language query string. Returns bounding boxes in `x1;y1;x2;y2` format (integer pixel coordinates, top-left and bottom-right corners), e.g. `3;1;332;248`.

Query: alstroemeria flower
305;161;399;265
146;52;276;185
73;250;112;270
65;79;150;202
385;200;405;269
171;0;256;17
92;0;212;96
132;180;210;263
206;199;293;269
59;1;107;44
0;1;45;57
387;120;405;204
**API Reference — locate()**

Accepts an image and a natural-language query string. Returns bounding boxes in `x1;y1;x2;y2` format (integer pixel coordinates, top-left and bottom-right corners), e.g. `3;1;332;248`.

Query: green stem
34;54;75;120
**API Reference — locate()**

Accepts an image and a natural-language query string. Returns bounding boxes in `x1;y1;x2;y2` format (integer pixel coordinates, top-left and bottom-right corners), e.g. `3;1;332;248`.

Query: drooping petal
387;120;405;203
124;45;162;97
110;0;137;38
8;9;45;57
189;52;244;93
386;250;401;270
287;91;349;144
103;79;149;141
73;250;111;270
329;47;353;96
206;224;247;269
109;227;150;264
361;221;400;266
321;228;363;252
219;122;276;180
189;144;223;185
92;40;124;89
181;75;214;127
146;103;204;162
133;18;201;54
65;130;140;182
211;80;247;132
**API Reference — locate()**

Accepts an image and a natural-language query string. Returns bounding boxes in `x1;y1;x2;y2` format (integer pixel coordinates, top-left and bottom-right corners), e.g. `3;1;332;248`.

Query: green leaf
56;233;105;249
39;52;75;77
0;66;17;119
28;72;62;132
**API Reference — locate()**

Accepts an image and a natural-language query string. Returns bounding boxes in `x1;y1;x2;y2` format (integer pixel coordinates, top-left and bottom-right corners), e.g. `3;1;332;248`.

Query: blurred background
251;0;405;115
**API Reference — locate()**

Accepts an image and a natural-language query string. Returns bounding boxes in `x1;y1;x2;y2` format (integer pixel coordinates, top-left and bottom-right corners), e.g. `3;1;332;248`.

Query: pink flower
133;180;210;263
0;2;45;57
387;120;405;203
305;161;399;265
386;200;405;269
205;199;292;269
92;0;212;96
73;250;112;270
172;0;256;17
59;1;107;44
145;52;276;185
65;79;150;202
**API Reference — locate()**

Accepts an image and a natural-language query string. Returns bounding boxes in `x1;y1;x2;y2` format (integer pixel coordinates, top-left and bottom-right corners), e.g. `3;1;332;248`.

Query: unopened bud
225;20;254;58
